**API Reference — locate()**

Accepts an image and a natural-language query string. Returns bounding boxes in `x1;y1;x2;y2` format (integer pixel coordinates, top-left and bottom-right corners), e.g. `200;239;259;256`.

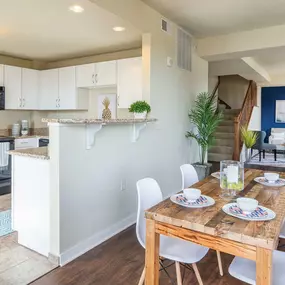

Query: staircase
208;109;241;162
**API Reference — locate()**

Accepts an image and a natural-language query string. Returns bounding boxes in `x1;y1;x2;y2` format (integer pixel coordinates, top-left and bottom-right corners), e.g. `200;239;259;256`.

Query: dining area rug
245;152;285;171
0;209;13;237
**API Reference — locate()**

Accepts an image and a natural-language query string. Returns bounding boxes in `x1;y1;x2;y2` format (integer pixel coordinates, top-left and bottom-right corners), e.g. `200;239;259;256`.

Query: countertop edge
42;118;157;124
8;147;50;160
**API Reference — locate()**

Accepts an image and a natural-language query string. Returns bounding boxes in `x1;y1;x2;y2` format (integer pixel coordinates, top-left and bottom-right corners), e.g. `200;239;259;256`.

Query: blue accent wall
262;86;285;141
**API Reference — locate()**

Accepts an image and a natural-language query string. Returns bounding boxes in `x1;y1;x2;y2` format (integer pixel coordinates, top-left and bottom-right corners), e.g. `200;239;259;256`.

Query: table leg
145;219;160;285
256;247;272;285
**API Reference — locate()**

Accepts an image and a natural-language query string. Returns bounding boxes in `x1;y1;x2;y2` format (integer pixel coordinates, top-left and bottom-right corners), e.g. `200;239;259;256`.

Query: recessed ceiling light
113;26;126;32
69;5;84;13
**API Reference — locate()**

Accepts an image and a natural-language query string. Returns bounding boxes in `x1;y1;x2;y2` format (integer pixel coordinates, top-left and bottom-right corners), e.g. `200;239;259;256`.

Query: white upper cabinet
117;57;142;108
4;65;22;109
59;66;88;110
95;61;117;86
59;66;76;109
0;65;4;86
76;61;117;88
39;69;59;110
21;68;39;110
76;64;95;88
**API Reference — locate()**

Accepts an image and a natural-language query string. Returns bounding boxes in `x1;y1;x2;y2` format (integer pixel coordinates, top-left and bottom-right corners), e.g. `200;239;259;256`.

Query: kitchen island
8;147;50;257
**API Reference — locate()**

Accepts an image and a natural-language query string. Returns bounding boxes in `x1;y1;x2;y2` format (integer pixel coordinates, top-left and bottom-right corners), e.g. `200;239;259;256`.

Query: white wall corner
241;57;271;82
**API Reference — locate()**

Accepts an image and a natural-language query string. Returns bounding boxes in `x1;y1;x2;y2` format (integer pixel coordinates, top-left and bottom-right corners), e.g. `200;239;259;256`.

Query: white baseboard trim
60;213;136;266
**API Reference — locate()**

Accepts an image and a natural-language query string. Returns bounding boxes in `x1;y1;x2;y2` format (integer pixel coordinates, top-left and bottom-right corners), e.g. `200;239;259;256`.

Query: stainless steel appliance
0;136;14;195
0;87;5;110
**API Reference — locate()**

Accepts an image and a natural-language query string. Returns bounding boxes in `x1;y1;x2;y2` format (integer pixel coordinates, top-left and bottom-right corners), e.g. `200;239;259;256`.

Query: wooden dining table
144;169;285;285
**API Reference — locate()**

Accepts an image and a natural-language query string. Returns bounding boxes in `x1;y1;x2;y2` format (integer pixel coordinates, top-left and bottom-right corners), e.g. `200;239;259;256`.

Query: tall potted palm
186;92;223;180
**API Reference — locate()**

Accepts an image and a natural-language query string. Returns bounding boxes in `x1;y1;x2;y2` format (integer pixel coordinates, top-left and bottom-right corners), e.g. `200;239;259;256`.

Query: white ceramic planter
134;111;147;119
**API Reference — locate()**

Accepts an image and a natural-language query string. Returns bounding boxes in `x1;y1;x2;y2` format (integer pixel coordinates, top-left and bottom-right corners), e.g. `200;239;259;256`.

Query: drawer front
15;138;39;149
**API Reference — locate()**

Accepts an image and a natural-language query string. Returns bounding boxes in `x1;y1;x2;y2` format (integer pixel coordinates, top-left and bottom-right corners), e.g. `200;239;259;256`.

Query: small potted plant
240;126;258;162
129;101;151;119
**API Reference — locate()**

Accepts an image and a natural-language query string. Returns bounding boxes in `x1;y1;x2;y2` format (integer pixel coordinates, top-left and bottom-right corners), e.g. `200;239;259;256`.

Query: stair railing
233;81;257;160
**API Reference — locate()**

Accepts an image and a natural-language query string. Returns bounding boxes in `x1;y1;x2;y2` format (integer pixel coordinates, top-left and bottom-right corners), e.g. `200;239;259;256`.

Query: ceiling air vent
177;28;192;72
161;19;171;34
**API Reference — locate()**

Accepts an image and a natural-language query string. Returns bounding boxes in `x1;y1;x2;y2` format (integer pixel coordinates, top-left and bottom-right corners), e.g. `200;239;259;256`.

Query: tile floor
0;195;58;285
0;194;11;212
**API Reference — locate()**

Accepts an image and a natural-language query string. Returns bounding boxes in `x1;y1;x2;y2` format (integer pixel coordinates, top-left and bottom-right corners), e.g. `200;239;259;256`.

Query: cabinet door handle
22;98;25;107
95;74;98;84
19;98;22;107
92;74;95;84
117;95;120;107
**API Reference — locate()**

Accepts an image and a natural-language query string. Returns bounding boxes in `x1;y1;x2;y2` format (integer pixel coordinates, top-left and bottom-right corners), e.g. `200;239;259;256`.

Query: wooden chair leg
138;267;145;285
175;261;182;285
216;251;223;276
192;263;204;285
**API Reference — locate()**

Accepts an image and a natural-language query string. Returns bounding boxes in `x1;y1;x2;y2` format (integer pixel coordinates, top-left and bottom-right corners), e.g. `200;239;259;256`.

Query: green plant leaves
186;92;223;164
129;101;151;113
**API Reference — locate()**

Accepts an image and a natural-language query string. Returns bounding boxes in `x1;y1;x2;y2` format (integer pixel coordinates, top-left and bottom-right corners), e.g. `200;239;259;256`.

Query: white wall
48;1;208;264
218;75;249;109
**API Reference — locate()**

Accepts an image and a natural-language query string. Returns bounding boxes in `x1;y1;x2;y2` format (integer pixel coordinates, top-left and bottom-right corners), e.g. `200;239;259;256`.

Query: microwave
0;87;4;110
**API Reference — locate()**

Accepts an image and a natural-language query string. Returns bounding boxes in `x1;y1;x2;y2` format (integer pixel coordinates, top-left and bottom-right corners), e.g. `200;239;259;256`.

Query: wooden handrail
233;80;257;160
210;76;220;100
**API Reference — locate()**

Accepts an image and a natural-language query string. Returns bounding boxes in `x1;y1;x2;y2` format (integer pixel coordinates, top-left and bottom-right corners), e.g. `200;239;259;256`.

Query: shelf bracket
86;124;103;150
132;123;147;142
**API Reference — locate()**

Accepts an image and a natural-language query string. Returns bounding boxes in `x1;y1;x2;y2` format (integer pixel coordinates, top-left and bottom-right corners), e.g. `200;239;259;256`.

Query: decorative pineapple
102;97;112;120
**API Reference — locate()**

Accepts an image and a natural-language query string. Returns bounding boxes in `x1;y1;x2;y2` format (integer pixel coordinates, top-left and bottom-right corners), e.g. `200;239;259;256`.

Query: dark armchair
252;131;277;161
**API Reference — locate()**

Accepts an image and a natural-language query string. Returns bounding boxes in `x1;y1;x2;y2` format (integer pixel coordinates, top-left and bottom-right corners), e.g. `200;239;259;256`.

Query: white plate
254;177;285;187
222;203;276;221
211;172;220;179
170;194;215;208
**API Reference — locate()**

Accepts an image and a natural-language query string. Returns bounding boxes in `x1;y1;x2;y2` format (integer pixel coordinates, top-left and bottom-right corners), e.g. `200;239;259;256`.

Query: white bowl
264;173;279;183
183;188;201;201
237;198;258;213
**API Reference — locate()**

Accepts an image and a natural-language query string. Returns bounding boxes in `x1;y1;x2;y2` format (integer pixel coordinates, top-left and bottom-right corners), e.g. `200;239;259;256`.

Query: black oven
0;87;5;110
0;136;14;195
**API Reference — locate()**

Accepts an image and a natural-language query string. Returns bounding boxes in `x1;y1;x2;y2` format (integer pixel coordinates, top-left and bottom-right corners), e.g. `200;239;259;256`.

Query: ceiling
0;0;142;61
142;0;285;37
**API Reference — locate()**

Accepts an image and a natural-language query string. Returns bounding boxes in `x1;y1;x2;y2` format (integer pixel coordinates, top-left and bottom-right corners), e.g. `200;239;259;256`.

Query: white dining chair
136;178;221;285
180;164;224;276
180;164;199;189
228;250;285;284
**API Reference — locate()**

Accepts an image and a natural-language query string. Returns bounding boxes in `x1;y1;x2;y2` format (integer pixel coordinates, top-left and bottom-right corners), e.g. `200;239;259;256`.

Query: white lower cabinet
117;57;142;108
15;138;39;150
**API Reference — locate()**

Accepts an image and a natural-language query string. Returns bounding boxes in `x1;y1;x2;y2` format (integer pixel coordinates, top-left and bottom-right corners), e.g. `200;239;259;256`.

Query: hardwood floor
0;194;11;212
32;226;247;285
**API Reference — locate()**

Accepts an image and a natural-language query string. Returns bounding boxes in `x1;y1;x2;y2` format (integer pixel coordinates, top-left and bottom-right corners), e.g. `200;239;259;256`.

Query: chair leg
263;150;265;159
192;263;203;285
274;149;277;161
138;267;145;285
259;151;261;161
216;251;223;276
175;262;182;285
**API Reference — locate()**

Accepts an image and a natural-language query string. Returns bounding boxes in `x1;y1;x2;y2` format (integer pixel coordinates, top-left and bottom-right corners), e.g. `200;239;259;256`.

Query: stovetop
0;136;15;142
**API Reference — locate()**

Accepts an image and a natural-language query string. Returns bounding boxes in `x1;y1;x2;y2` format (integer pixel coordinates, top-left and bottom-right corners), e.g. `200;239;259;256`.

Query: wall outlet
121;179;127;191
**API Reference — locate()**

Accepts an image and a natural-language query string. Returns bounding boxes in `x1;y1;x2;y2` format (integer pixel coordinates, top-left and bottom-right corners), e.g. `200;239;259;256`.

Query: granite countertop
8;147;50;160
42;118;157;124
